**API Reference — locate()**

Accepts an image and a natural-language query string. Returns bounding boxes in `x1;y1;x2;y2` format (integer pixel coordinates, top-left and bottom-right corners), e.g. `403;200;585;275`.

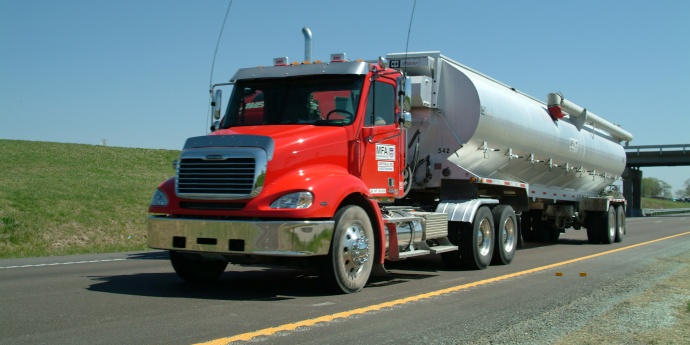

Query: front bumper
147;216;334;256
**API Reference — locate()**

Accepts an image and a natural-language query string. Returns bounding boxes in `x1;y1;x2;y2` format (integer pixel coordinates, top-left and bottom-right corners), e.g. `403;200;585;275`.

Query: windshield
220;75;365;128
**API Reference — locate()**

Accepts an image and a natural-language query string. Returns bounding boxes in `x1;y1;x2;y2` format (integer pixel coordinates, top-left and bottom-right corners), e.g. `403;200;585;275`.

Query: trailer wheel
320;205;373;294
169;251;228;283
599;206;616;244
585;213;600;244
491;205;517;265
461;206;494;270
615;205;626;243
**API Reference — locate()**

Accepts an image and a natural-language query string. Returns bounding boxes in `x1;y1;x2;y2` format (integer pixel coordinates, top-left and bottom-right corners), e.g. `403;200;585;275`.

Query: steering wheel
325;109;354;121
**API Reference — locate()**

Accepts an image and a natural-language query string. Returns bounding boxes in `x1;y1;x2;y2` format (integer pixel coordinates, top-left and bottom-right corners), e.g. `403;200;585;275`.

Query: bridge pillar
623;166;644;217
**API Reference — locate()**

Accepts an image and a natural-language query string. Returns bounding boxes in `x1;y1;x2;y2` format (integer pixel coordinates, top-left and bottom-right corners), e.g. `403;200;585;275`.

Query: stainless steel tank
387;52;630;199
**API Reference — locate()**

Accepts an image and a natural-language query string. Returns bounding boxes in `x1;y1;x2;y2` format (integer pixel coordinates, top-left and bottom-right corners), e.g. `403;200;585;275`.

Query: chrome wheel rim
342;224;370;279
502;217;516;253
477;218;492;257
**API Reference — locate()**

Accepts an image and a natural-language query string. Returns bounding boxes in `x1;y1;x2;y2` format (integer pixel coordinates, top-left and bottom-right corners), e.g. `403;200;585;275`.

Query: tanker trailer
387;51;631;250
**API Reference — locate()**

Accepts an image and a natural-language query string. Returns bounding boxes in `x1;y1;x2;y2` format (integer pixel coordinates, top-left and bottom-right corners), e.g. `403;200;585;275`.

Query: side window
364;81;395;126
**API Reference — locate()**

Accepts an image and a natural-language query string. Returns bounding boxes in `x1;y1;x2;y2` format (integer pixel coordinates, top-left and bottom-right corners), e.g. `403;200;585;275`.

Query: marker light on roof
273;57;289;66
330;53;347;62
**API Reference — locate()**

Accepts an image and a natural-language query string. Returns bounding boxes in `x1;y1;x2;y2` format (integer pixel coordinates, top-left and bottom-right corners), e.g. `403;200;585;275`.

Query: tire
320;205;374;294
615;205;626;243
585;212;600;244
460;206;494;270
599;206;616;244
543;223;561;243
441;222;463;269
516;213;525;249
491;205;517;265
520;211;535;242
169;251;228;283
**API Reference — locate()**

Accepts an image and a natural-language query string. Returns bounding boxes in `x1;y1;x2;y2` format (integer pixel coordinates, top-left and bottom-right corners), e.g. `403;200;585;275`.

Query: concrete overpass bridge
623;144;690;216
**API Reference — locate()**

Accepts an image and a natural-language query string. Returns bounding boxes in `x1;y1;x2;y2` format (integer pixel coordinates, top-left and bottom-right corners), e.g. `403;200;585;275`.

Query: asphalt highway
1;215;688;344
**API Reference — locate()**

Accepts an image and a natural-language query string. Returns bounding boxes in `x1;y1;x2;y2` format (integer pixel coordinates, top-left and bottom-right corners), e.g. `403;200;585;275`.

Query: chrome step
429;245;458;254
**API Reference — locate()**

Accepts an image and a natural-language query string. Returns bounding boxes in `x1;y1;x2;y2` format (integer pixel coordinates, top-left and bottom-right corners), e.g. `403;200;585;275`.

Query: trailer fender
437;199;500;223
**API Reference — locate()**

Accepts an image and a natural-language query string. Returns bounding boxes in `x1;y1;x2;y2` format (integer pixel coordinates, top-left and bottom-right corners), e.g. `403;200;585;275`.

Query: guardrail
642;208;690;216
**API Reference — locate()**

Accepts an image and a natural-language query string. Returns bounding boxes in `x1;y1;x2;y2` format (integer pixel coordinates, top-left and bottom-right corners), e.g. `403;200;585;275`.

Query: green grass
0;139;178;258
641;197;690;209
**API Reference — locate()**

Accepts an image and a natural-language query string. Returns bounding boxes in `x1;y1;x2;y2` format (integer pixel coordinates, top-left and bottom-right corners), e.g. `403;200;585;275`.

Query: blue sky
1;0;688;193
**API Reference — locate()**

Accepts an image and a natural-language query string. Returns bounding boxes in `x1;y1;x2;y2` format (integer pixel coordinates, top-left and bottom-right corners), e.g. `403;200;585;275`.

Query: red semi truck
148;34;632;294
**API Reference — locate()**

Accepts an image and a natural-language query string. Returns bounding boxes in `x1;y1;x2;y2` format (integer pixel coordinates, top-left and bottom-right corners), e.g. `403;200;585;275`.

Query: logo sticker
376;144;396;160
378;161;394;172
569;139;579;153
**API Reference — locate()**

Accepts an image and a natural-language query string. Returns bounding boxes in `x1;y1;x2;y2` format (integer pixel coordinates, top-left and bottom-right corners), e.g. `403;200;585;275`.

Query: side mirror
210;120;221;132
399;111;412;129
397;76;412;112
211;89;222;120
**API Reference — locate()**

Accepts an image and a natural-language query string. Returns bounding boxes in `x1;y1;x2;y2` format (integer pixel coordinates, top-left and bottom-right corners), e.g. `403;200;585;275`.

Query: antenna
403;0;417;72
207;0;233;132
209;1;233;88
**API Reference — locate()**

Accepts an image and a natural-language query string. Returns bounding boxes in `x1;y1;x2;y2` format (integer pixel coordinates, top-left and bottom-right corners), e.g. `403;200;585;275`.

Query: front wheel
169;251;228;283
320;205;374;294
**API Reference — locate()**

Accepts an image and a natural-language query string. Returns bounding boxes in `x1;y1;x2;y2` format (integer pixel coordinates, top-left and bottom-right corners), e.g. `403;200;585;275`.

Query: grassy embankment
0;139;178;258
1;139;688;259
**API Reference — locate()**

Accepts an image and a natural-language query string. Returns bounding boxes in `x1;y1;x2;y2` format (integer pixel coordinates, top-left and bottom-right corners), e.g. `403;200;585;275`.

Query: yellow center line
196;231;690;345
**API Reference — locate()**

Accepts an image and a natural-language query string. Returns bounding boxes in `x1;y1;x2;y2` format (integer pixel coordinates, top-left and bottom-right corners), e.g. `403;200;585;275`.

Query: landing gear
523;210;559;243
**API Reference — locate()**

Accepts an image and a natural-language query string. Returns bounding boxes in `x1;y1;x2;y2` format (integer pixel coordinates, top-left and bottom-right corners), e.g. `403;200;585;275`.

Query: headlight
150;189;169;207
270;192;313;209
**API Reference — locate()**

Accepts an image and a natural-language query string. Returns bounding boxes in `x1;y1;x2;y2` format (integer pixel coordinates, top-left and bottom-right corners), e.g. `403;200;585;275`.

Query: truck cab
148;55;410;293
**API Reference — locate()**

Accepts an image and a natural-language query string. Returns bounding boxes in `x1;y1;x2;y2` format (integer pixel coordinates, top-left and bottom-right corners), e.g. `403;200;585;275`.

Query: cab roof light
330;53;347;63
273;57;289;66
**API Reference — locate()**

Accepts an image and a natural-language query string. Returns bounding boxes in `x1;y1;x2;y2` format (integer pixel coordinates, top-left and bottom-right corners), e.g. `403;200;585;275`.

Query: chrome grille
178;157;254;194
175;147;267;200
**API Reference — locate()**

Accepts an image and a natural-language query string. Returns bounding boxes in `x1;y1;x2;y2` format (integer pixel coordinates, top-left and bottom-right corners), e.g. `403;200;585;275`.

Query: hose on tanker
411;155;432;186
404;128;422;194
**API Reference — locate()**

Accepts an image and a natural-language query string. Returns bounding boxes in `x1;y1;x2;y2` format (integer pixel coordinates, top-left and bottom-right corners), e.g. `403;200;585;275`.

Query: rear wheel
585;213;600;244
491;205;517;265
615;205;626;243
320;205;374;294
599;206;616;244
460;206;494;270
169;251;228;283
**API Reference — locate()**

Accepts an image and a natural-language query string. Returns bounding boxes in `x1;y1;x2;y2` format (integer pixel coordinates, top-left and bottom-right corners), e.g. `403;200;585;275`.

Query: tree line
642;177;690;200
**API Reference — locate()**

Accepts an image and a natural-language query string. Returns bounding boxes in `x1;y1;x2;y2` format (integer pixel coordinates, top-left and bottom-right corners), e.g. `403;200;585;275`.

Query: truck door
360;80;405;199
